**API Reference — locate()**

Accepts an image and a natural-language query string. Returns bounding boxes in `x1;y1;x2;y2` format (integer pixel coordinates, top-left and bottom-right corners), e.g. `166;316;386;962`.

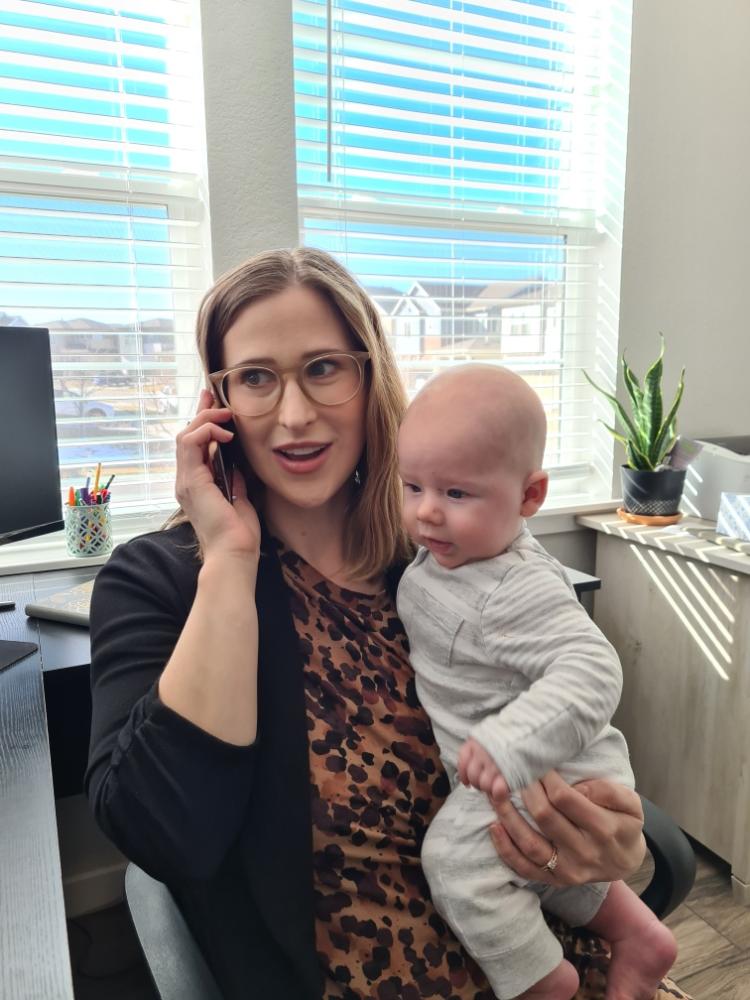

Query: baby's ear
520;470;549;517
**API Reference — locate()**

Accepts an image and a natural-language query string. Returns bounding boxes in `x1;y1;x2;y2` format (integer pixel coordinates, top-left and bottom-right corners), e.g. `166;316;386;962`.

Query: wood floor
627;840;750;999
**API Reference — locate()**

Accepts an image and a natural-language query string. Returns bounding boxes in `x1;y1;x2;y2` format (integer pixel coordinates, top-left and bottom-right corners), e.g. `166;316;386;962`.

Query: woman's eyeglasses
208;351;370;417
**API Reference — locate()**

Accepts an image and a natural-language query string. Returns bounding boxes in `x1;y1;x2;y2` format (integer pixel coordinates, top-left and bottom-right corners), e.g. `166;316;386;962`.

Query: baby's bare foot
606;918;677;1000
513;957;579;1000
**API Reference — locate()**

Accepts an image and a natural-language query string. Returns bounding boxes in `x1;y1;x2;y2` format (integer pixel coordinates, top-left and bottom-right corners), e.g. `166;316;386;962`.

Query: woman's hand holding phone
160;388;262;745
175;389;261;563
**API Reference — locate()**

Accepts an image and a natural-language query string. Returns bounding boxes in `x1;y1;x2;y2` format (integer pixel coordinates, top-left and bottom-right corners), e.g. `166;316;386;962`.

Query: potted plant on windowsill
585;336;686;524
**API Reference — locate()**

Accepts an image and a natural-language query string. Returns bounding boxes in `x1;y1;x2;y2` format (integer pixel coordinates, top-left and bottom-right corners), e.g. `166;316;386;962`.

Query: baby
396;365;676;1000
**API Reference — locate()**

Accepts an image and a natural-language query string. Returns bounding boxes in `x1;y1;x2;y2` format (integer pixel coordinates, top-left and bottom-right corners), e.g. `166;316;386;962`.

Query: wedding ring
541;845;559;873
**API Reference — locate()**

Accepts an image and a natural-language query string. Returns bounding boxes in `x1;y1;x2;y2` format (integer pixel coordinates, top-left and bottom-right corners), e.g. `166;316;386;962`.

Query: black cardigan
86;521;406;999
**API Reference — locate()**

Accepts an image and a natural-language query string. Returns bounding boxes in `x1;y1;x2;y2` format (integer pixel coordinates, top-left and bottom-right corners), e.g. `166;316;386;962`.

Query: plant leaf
642;334;665;459
622;354;650;454
600;422;631;449
661;434;678;463
626;438;654;471
583;370;640;444
621;354;643;414
651;368;685;464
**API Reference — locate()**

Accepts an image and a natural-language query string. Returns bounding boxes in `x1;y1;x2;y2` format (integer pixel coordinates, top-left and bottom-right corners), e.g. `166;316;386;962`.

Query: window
1;0;211;511
293;0;633;504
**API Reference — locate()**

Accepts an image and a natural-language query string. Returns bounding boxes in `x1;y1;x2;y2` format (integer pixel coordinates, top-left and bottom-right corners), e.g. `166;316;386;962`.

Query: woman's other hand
175;389;261;562
488;770;645;885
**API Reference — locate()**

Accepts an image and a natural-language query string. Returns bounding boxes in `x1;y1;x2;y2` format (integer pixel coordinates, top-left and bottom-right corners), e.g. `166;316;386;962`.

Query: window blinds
0;0;210;511
293;0;633;501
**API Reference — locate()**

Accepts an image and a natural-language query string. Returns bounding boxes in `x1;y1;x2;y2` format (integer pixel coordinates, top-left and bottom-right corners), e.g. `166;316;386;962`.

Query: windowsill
0;510;172;576
528;499;620;537
0;500;620;577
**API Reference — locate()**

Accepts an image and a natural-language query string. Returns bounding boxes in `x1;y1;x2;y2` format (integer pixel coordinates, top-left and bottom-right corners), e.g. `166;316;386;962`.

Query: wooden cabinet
578;514;750;905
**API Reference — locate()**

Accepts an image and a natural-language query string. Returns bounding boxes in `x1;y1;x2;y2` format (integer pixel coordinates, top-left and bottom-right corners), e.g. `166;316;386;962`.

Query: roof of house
467;278;561;312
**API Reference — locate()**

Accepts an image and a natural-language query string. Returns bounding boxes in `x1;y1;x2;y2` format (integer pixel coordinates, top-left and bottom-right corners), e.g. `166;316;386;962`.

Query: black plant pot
620;466;686;516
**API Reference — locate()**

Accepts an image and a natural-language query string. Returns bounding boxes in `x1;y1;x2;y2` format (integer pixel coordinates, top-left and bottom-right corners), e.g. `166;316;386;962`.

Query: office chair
125;794;696;1000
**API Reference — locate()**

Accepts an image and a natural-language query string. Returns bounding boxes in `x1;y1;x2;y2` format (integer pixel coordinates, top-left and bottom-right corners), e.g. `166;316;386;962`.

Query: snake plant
584;336;685;471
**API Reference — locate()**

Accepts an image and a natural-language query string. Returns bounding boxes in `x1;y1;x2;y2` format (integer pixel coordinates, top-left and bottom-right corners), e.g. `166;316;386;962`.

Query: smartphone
210;417;236;504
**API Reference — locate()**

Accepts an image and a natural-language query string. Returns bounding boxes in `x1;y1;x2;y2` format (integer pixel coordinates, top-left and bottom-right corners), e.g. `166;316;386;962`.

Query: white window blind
1;0;210;512
293;0;633;504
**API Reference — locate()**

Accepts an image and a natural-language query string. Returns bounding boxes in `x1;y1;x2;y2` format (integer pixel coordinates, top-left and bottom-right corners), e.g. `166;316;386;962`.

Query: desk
578;513;750;904
0;568;90;1000
0;644;74;999
564;567;601;596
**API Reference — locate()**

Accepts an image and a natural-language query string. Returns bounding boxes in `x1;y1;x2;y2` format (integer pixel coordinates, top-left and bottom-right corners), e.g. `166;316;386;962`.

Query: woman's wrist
199;549;260;590
159;547;261;745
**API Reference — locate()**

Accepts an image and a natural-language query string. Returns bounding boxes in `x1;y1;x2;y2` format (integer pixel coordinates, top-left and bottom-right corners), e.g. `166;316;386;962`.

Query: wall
200;0;299;276
617;0;750;455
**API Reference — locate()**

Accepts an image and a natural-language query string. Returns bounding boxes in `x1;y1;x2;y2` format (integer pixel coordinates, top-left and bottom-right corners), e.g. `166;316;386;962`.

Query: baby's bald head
402;364;547;478
398;365;549;564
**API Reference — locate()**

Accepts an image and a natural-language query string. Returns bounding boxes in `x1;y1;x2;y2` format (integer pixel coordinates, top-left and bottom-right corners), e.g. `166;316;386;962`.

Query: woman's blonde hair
165;246;412;579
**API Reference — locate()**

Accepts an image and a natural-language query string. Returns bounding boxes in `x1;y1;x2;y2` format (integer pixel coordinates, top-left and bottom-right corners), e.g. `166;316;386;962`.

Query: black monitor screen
0;326;63;544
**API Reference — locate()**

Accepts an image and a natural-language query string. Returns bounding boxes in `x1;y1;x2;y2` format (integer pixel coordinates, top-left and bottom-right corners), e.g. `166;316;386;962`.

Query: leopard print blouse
278;544;693;1000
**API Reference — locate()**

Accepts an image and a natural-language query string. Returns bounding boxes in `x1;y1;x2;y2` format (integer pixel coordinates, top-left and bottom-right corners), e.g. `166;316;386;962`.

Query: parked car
55;385;115;422
89;376;179;415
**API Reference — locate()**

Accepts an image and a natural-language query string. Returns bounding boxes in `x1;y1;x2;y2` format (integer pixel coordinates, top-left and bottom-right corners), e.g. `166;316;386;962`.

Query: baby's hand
457;738;510;804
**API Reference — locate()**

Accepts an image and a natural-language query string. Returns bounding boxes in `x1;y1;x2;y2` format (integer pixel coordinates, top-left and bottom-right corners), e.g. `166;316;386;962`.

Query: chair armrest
125;863;223;1000
639;794;696;920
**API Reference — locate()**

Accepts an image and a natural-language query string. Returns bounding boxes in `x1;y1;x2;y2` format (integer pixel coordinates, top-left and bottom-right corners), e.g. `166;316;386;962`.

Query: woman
86;247;690;1000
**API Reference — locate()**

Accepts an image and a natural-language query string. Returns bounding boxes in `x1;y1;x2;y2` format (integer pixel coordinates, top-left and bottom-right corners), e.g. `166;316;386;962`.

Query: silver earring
354;468;361;486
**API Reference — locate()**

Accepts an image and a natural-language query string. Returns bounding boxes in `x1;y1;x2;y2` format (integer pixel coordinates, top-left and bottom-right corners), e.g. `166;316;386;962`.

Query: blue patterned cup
65;502;113;557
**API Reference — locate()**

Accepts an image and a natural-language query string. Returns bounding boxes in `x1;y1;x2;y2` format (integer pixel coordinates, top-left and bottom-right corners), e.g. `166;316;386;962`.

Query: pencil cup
65;502;113;557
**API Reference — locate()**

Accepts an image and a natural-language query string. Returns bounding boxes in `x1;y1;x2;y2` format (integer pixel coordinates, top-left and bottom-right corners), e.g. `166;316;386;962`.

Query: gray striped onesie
396;525;635;999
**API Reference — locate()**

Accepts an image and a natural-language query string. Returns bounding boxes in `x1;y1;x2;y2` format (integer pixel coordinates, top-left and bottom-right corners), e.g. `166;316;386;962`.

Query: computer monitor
0;326;63;544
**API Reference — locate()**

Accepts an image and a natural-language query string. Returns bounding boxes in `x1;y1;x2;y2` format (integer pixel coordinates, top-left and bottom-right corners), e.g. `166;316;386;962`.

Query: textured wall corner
200;0;299;277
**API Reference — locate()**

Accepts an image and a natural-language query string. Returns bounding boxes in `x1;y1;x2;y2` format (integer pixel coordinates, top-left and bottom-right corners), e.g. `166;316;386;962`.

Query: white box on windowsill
683;437;750;520
717;492;750;543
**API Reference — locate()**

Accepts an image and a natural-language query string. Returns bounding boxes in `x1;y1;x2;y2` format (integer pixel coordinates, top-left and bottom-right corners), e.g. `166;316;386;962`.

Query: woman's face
220;283;368;518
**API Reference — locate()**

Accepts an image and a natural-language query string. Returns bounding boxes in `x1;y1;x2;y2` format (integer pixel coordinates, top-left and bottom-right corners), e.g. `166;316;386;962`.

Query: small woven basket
65;502;113;557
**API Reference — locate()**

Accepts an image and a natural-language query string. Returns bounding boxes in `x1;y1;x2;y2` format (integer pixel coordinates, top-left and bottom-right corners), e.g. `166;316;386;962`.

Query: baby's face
398;417;527;570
